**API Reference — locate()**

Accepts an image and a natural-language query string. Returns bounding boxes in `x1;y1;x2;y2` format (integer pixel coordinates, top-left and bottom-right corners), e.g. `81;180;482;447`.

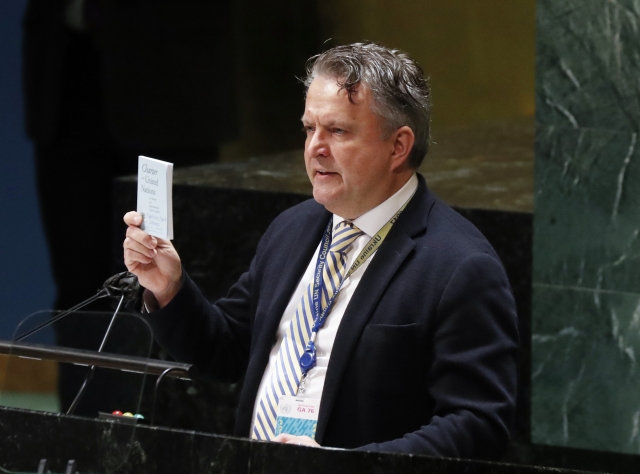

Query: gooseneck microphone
102;271;143;302
14;272;142;342
13;272;143;415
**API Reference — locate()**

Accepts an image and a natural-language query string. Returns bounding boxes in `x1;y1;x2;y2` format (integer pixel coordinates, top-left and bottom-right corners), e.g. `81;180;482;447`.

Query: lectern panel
0;310;155;472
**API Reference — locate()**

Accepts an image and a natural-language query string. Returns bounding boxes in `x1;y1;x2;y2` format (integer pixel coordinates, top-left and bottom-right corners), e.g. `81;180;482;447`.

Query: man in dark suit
123;43;518;460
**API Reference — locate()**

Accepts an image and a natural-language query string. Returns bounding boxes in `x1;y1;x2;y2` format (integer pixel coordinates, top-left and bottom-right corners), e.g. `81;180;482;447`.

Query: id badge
275;396;320;439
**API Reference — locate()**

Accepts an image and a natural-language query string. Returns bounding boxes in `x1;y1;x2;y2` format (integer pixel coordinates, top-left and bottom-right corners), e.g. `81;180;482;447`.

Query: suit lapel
315;175;435;443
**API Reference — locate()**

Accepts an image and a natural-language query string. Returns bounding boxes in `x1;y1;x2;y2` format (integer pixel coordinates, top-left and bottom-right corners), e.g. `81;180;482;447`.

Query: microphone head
103;272;142;302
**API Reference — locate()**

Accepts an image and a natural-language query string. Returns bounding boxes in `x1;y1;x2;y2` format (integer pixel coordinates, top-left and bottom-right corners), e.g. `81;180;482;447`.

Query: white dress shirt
250;173;419;434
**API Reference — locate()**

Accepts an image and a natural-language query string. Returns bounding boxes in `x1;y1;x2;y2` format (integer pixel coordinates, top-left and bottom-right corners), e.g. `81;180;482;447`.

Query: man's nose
307;128;330;157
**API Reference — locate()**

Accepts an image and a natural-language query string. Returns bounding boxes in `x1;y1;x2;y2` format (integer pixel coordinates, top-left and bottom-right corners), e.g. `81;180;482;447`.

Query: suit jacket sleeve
355;252;519;460
139;227;274;383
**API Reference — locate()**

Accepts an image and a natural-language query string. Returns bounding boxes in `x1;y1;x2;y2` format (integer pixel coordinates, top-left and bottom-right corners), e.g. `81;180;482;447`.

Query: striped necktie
251;221;364;440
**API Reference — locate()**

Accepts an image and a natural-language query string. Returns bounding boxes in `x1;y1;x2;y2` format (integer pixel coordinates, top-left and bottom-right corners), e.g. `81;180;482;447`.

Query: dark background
0;0;55;341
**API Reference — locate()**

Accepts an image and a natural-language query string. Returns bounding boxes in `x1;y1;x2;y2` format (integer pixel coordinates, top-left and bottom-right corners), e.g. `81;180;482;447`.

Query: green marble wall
533;0;640;454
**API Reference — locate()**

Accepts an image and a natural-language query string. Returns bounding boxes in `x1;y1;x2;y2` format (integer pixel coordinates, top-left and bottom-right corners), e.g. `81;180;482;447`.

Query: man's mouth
317;170;337;176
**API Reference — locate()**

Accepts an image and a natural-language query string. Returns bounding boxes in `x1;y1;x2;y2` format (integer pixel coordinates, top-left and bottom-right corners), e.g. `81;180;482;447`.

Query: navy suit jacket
146;174;519;460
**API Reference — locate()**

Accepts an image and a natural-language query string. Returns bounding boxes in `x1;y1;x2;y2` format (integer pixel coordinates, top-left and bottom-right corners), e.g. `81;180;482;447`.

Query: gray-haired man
123;42;518;459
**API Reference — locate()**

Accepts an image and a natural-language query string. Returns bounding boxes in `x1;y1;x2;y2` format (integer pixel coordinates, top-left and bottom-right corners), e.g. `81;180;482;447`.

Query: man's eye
302;126;315;134
333;128;345;135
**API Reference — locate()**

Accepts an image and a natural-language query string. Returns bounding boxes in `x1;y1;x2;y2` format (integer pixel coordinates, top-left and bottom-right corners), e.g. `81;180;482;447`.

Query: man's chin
313;194;362;220
313;189;342;213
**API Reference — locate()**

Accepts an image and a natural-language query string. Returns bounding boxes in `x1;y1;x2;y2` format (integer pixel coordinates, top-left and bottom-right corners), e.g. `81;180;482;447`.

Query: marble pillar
533;0;640;454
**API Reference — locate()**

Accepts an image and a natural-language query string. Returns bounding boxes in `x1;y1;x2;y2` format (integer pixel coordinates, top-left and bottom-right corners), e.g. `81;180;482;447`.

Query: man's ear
390;126;415;171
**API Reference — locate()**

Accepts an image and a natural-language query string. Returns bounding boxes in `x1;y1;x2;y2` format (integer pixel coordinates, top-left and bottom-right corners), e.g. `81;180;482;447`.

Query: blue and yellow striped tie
252;221;363;440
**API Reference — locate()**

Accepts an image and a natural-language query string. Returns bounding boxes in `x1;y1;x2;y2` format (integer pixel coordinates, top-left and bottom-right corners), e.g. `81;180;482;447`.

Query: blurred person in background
23;0;237;414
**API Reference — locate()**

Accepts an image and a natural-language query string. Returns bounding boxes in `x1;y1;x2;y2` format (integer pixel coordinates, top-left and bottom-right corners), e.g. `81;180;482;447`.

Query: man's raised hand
123;211;182;308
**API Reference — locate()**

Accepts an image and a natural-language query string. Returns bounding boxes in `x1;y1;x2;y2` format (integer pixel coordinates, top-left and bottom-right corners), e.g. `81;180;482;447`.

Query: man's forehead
304;77;370;114
301;102;362;126
302;81;386;137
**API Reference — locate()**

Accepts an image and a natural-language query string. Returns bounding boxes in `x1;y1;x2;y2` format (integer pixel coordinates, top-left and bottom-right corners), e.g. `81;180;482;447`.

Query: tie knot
329;221;363;253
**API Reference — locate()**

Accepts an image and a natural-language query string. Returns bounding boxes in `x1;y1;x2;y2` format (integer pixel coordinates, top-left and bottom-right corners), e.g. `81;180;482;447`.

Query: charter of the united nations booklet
137;156;174;240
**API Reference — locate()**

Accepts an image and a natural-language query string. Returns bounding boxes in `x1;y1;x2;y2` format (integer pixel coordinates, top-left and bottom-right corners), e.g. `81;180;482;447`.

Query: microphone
14;272;142;342
102;272;143;302
12;271;145;416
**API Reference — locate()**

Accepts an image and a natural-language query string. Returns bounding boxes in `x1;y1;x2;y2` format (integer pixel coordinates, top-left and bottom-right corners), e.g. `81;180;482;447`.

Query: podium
0;405;613;474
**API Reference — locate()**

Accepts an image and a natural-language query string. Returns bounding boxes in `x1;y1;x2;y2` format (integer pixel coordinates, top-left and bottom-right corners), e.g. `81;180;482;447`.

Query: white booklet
136;156;174;240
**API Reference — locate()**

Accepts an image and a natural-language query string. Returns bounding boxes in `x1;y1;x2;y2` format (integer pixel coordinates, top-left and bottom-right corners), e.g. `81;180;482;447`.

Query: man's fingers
124;247;154;266
271;434;319;447
126;225;157;249
124;258;139;273
124;236;157;258
123;211;143;227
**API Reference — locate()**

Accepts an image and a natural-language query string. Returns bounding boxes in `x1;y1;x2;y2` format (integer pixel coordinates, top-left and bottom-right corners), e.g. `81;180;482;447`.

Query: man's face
302;76;400;219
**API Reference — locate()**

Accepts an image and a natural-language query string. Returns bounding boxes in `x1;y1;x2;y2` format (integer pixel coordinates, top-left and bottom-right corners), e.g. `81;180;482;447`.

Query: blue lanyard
311;220;336;329
299;218;340;374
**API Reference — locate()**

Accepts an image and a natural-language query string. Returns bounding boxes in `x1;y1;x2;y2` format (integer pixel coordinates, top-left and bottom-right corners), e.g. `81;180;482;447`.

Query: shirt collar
333;173;418;237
